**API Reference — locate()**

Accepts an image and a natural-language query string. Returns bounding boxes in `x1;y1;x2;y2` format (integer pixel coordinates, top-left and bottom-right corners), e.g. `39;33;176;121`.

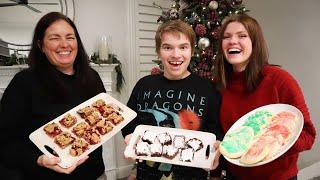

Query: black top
0;68;105;180
122;73;222;139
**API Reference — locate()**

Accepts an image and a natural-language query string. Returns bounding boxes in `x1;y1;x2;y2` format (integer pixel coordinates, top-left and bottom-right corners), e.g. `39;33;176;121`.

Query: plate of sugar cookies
219;104;303;167
124;125;217;169
29;93;137;168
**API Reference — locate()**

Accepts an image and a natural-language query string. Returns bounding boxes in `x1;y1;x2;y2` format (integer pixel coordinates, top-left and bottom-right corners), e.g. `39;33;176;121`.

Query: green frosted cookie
243;110;272;135
220;126;255;159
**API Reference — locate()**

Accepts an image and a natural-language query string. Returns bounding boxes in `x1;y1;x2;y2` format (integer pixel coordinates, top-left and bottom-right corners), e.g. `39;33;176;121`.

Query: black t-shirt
122;73;222;139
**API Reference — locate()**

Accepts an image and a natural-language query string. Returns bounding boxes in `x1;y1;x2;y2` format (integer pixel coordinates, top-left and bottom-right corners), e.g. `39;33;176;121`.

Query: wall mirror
0;0;75;56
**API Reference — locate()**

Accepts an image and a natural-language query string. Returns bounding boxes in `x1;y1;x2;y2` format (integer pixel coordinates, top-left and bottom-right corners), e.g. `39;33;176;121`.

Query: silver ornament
208;1;219;10
198;37;210;50
170;9;179;19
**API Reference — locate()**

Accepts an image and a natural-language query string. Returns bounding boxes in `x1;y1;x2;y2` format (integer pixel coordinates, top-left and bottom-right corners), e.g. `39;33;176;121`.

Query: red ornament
195;24;207;37
207;10;217;21
211;27;220;40
150;67;163;75
178;109;201;130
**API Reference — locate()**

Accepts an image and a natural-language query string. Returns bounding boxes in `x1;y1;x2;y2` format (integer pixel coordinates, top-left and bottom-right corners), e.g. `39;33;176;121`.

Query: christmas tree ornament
234;0;243;5
205;49;214;60
195;24;207;36
189;16;195;23
213;54;216;60
198;37;210;50
171;0;180;9
202;6;207;11
151;67;163;75
201;50;207;59
194;67;198;72
207;21;212;29
230;0;243;8
207;10;217;21
170;9;179;19
208;1;218;10
211;27;220;40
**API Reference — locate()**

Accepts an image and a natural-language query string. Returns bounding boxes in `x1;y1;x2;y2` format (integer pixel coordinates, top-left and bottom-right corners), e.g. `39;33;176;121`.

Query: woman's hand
37;154;88;174
211;141;221;170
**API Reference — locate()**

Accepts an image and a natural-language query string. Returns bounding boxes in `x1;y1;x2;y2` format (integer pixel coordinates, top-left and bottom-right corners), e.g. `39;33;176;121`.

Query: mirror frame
0;0;75;52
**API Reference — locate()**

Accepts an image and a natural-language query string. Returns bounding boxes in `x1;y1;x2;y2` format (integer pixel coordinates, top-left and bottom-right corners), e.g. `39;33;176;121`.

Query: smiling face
222;22;252;72
158;32;191;80
41;20;78;75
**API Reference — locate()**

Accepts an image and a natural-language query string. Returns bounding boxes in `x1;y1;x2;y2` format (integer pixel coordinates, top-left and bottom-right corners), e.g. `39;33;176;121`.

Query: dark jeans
136;162;165;180
136;161;208;180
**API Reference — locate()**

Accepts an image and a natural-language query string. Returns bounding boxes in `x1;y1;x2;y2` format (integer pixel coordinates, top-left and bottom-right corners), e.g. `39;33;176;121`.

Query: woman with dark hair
214;14;316;179
0;12;106;179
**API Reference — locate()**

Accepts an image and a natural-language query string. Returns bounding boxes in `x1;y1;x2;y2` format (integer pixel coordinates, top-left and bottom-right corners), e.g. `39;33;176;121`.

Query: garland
90;52;125;93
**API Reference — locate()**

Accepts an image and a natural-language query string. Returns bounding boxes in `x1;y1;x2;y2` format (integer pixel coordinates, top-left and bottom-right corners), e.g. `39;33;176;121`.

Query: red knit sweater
220;65;316;180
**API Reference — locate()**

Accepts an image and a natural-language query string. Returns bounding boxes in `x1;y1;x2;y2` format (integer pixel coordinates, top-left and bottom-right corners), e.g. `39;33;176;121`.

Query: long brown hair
213;14;269;92
28;12;103;101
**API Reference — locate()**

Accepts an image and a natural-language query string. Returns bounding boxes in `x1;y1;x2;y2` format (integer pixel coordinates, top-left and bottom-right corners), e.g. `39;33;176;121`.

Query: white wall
245;0;320;169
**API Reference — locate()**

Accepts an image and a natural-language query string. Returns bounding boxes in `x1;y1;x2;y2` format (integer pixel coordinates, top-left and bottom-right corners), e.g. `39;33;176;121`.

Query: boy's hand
124;134;132;145
123;133;143;163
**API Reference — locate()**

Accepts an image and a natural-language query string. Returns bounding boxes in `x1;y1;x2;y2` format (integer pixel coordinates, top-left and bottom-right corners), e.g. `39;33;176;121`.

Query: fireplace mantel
0;64;118;98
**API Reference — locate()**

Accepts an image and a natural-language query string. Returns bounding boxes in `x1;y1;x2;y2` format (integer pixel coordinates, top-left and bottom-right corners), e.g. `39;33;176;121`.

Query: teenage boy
122;19;222;180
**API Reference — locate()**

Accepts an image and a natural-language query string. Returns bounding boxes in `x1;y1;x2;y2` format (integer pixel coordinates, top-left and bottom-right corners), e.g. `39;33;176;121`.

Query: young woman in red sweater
213;14;316;180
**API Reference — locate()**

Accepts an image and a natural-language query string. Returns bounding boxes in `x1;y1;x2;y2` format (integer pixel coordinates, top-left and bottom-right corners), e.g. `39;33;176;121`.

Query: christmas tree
153;0;248;80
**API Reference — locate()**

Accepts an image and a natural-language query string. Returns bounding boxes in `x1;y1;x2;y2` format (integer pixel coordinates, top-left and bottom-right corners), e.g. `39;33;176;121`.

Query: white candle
99;36;109;60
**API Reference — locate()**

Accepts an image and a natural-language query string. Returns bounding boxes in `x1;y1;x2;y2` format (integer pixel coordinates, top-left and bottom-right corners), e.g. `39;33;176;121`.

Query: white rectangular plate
124;125;216;169
29;93;137;168
223;103;303;167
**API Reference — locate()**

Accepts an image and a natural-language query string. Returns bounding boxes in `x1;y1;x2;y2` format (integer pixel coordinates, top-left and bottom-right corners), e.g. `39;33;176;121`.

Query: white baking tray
222;104;303;167
124;125;216;169
29;93;137;168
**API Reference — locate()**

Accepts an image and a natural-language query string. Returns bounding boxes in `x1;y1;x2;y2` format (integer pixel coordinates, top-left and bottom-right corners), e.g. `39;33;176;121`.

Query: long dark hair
213;14;269;92
28;12;100;100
